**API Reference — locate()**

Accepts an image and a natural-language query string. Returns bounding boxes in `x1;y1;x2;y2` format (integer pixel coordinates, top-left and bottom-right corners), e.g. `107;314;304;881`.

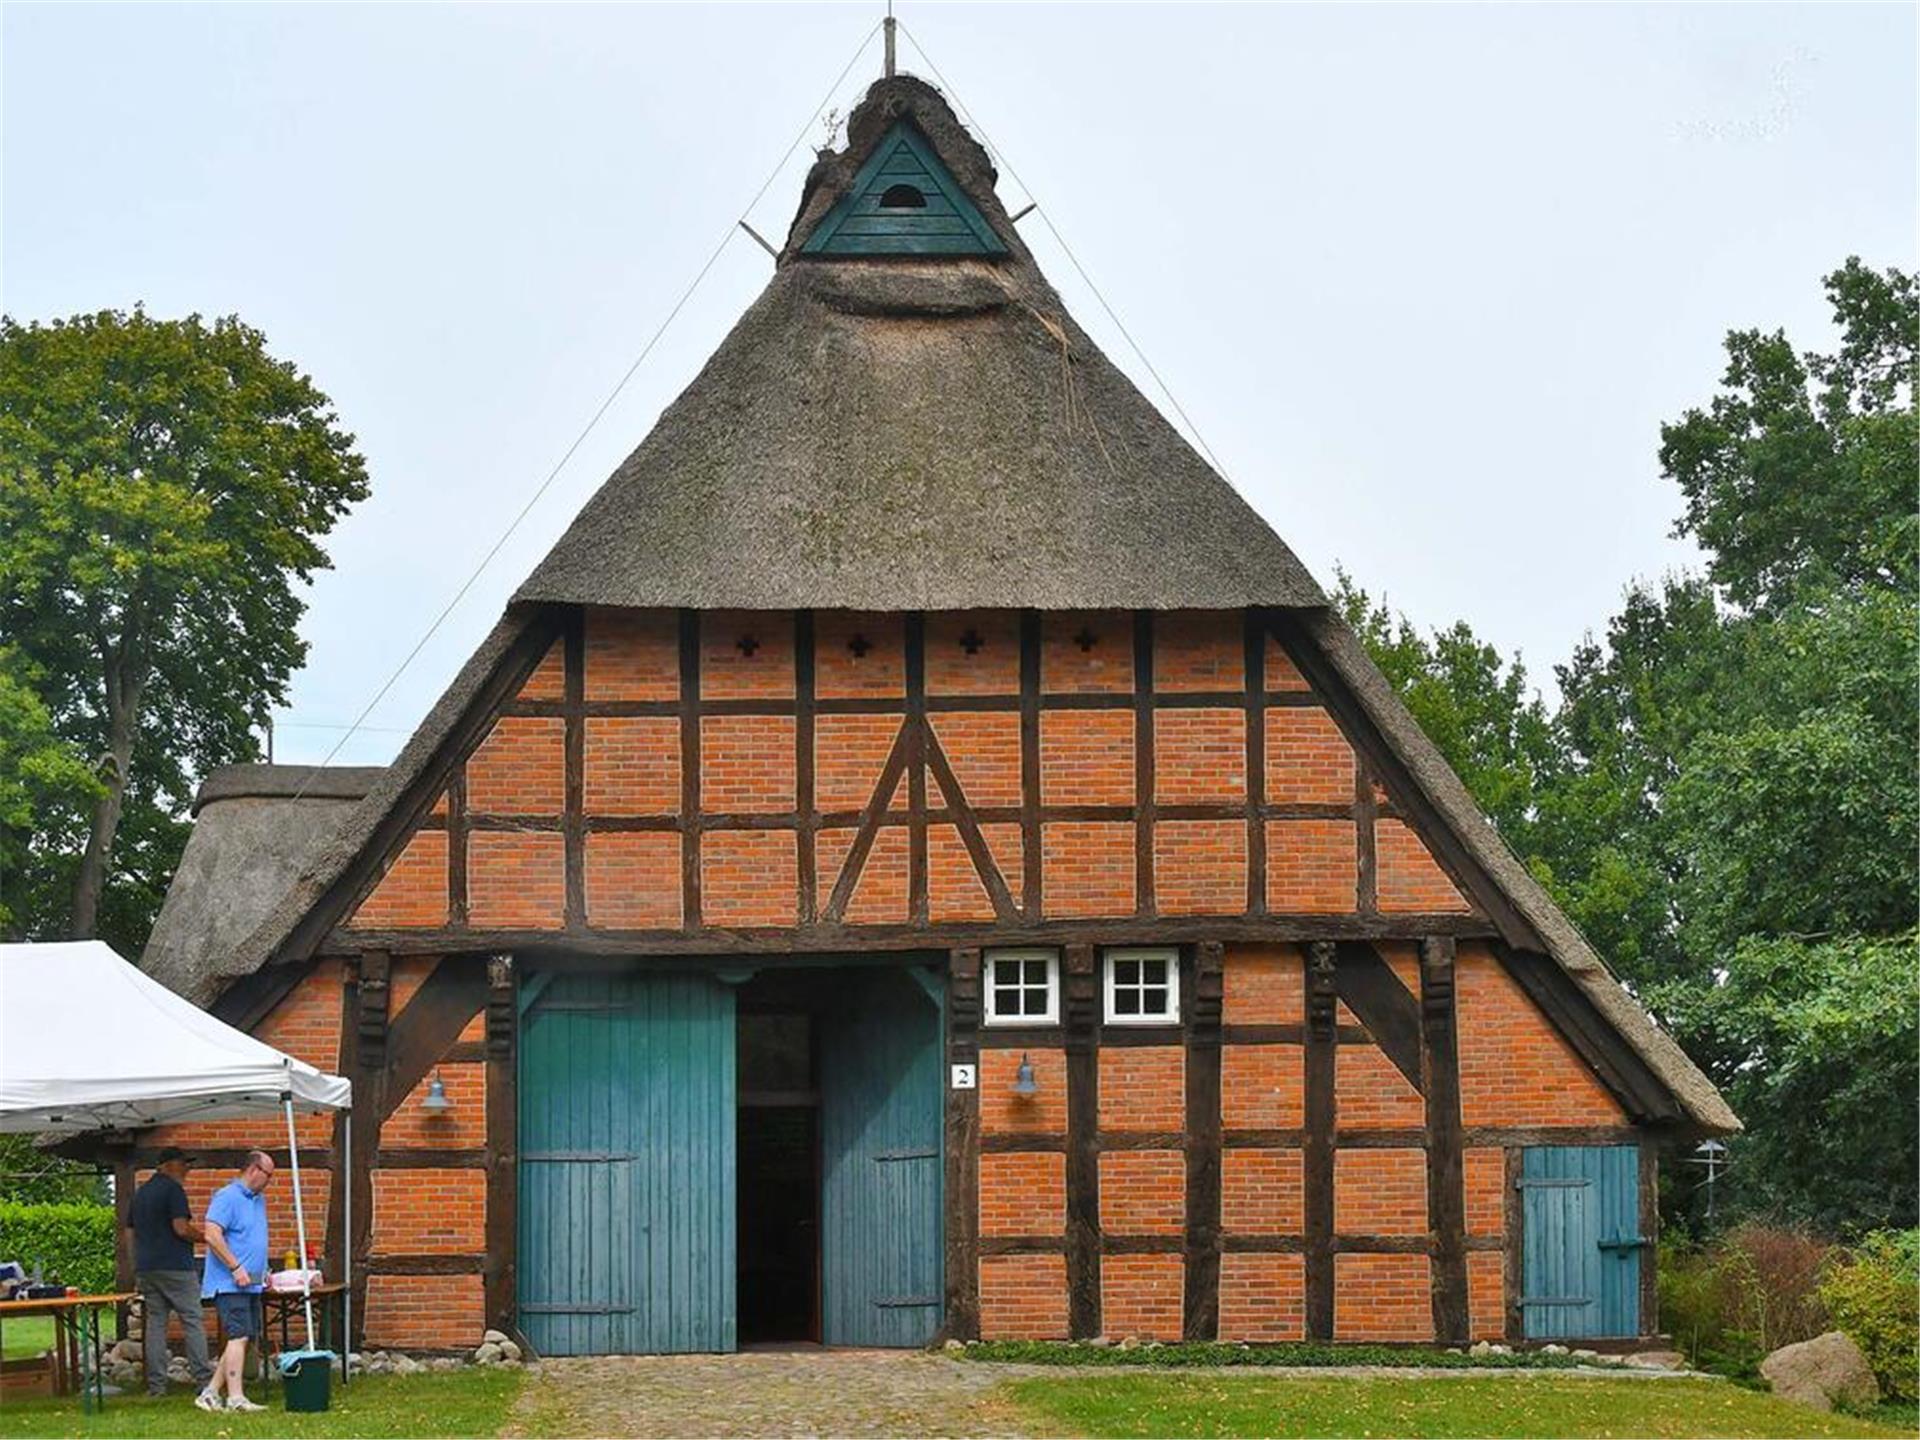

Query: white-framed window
1103;946;1180;1024
983;948;1060;1026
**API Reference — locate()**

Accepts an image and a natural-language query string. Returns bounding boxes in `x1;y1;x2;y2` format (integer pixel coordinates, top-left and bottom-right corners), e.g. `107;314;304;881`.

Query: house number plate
950;1064;977;1090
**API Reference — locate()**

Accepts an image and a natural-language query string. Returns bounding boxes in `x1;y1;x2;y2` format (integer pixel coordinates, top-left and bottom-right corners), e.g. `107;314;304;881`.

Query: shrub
1659;1223;1833;1379
1820;1229;1920;1403
0;1201;117;1293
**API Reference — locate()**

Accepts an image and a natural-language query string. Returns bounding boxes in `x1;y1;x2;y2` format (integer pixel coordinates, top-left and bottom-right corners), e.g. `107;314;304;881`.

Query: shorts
213;1291;261;1340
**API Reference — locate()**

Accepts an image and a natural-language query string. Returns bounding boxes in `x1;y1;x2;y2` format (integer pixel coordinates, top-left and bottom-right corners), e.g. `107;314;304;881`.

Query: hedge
0;1202;117;1293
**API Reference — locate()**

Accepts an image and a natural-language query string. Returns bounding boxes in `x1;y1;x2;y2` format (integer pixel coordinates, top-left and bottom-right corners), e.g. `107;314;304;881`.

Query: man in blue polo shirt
196;1150;275;1413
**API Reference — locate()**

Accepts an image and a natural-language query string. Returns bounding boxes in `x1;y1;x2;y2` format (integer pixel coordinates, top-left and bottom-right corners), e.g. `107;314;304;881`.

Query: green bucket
279;1350;334;1413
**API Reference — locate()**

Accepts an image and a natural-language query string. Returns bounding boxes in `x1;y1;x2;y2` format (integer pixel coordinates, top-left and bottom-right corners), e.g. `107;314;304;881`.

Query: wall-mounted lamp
421;1073;453;1113
1012;1053;1039;1098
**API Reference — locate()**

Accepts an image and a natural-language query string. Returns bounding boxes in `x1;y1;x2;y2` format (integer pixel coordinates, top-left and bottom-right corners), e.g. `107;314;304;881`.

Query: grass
1;1316;55;1361
962;1338;1584;1369
0;1367;522;1438
1001;1373;1920;1438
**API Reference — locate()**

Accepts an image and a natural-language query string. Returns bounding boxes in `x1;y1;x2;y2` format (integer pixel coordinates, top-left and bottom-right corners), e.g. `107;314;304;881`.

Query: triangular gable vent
801;120;1008;258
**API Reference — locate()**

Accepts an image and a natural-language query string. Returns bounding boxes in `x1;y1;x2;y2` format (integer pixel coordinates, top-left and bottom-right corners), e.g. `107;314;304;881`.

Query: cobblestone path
505;1349;1033;1438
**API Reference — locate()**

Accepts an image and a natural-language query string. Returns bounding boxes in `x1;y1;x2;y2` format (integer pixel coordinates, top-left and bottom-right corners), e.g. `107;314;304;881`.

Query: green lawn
0;1368;521;1438
1001;1374;1920;1439
1;1316;54;1361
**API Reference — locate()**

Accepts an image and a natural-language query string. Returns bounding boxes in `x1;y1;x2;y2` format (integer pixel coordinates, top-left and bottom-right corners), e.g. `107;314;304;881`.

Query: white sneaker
225;1395;267;1412
194;1389;223;1412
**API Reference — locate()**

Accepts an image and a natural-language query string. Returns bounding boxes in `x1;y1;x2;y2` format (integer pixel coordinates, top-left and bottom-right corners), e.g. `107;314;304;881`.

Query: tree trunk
70;654;144;939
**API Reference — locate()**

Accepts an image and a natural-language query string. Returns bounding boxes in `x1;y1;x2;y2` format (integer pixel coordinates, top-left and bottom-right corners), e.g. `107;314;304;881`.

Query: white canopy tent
0;941;353;1360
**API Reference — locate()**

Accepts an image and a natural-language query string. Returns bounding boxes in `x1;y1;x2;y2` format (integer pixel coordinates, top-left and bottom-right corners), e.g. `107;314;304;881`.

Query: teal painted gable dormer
801;122;1008;258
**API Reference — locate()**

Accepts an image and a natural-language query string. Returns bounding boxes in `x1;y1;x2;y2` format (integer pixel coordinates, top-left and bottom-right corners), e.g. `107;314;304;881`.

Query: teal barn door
1519;1145;1643;1339
518;971;737;1355
819;966;945;1346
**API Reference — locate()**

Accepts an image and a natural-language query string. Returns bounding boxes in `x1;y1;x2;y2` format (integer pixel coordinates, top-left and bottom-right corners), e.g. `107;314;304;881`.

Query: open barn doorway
733;962;945;1348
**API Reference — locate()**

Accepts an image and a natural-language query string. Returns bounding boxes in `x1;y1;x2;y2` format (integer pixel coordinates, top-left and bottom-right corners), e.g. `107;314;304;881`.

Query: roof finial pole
883;4;896;77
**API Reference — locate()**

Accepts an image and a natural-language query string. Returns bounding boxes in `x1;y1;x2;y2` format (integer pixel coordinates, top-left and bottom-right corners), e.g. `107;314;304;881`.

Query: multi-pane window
1103;947;1180;1024
984;948;1059;1026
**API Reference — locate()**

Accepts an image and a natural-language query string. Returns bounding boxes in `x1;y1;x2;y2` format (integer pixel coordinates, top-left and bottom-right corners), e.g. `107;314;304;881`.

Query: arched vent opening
878;183;927;209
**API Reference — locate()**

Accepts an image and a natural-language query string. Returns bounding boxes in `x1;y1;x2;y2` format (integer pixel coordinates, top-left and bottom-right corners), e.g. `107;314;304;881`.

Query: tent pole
343;1110;351;1384
281;1090;317;1353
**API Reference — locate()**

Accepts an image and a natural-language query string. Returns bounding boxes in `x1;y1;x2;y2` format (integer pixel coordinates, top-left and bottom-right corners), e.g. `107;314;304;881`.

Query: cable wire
286;19;881;793
896;20;1234;483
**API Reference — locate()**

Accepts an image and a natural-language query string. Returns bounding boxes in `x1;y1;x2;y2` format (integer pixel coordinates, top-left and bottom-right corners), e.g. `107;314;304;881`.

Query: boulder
482;1329;511;1346
393;1353;424;1375
1760;1331;1880;1413
474;1341;503;1365
1540;1343;1569;1356
1623;1349;1684;1371
499;1340;522;1362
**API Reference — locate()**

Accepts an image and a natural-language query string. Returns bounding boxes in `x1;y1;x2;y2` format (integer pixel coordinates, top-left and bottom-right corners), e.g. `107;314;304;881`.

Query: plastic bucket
279;1350;334;1413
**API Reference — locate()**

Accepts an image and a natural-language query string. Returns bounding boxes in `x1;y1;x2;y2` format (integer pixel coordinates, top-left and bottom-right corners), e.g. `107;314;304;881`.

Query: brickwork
371;1169;485;1254
700;611;793;699
1266;819;1357;913
1153;820;1247;916
1222;945;1304;1024
1039;711;1134;806
926;611;1020;695
979;1152;1066;1236
983;823;1025;911
700;831;797;927
388;956;437;1018
1220;1148;1303;1234
1041;612;1132;693
584;831;682;929
1097;1047;1184;1131
1464;1147;1505;1237
844;826;909;924
1100;1253;1184;1340
1456;945;1625;1126
518;640;565;701
382;1064;485;1148
815;612;905;698
1334;1148;1428;1234
1098;1151;1184;1234
1041;822;1134;917
700;715;796;812
467;716;565;814
1333;1253;1434;1341
1153;611;1243;691
1221;1045;1304;1129
1336;1044;1426;1128
584;608;677;700
1153;709;1245;804
1219;1252;1305;1341
814;715;905;812
928;824;995;922
467;832;564;929
1376;819;1472;912
350;831;448;929
928;712;1022;807
1265;707;1355;805
1468;1250;1505;1340
981;1049;1066;1133
979;1254;1068;1339
362;1274;485;1350
1266;636;1311;692
584;717;680;814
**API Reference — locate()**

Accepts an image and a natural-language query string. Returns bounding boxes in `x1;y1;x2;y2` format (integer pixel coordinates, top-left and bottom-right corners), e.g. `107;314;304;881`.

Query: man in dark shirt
126;1148;212;1397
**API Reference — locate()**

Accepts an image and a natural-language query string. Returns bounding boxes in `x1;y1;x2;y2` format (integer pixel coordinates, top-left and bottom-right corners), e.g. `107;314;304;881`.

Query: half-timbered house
130;71;1735;1356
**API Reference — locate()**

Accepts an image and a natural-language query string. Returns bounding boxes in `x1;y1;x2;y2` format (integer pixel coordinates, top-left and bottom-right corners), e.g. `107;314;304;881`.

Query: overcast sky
5;4;1914;767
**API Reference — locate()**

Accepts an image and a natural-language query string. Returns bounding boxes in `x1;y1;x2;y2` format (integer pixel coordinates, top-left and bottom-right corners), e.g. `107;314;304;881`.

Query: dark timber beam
1183;941;1224;1340
1303;940;1338;1340
1420;936;1469;1343
483;955;521;1342
942;948;982;1341
1063;943;1101;1339
1333;941;1424;1091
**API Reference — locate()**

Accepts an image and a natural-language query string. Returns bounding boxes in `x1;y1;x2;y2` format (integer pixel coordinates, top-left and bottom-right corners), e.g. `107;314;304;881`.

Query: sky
4;3;1914;768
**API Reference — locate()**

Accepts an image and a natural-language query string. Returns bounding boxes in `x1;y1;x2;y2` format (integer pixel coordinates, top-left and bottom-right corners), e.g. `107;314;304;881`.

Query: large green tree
0;310;368;948
1345;260;1917;1232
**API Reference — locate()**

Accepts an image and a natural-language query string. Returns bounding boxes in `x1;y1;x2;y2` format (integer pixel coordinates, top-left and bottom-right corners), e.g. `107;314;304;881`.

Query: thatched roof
142;764;383;1006
514;75;1323;613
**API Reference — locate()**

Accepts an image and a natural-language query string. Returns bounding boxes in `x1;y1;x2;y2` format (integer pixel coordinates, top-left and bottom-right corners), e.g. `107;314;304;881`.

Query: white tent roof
0;941;351;1134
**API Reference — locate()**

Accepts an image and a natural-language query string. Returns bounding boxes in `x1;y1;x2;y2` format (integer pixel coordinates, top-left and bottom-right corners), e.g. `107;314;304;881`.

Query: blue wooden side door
819;966;945;1346
518;971;736;1355
1519;1145;1642;1339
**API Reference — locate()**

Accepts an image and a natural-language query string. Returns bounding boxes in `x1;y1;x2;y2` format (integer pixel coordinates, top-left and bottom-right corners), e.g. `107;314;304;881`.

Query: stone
1760;1331;1880;1413
483;1329;511;1346
942;1339;964;1353
1469;1340;1494;1356
1623;1349;1685;1371
499;1340;522;1362
1572;1349;1600;1361
430;1356;461;1371
475;1341;504;1365
1085;1337;1111;1348
1541;1343;1569;1356
1117;1337;1139;1351
393;1353;424;1375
